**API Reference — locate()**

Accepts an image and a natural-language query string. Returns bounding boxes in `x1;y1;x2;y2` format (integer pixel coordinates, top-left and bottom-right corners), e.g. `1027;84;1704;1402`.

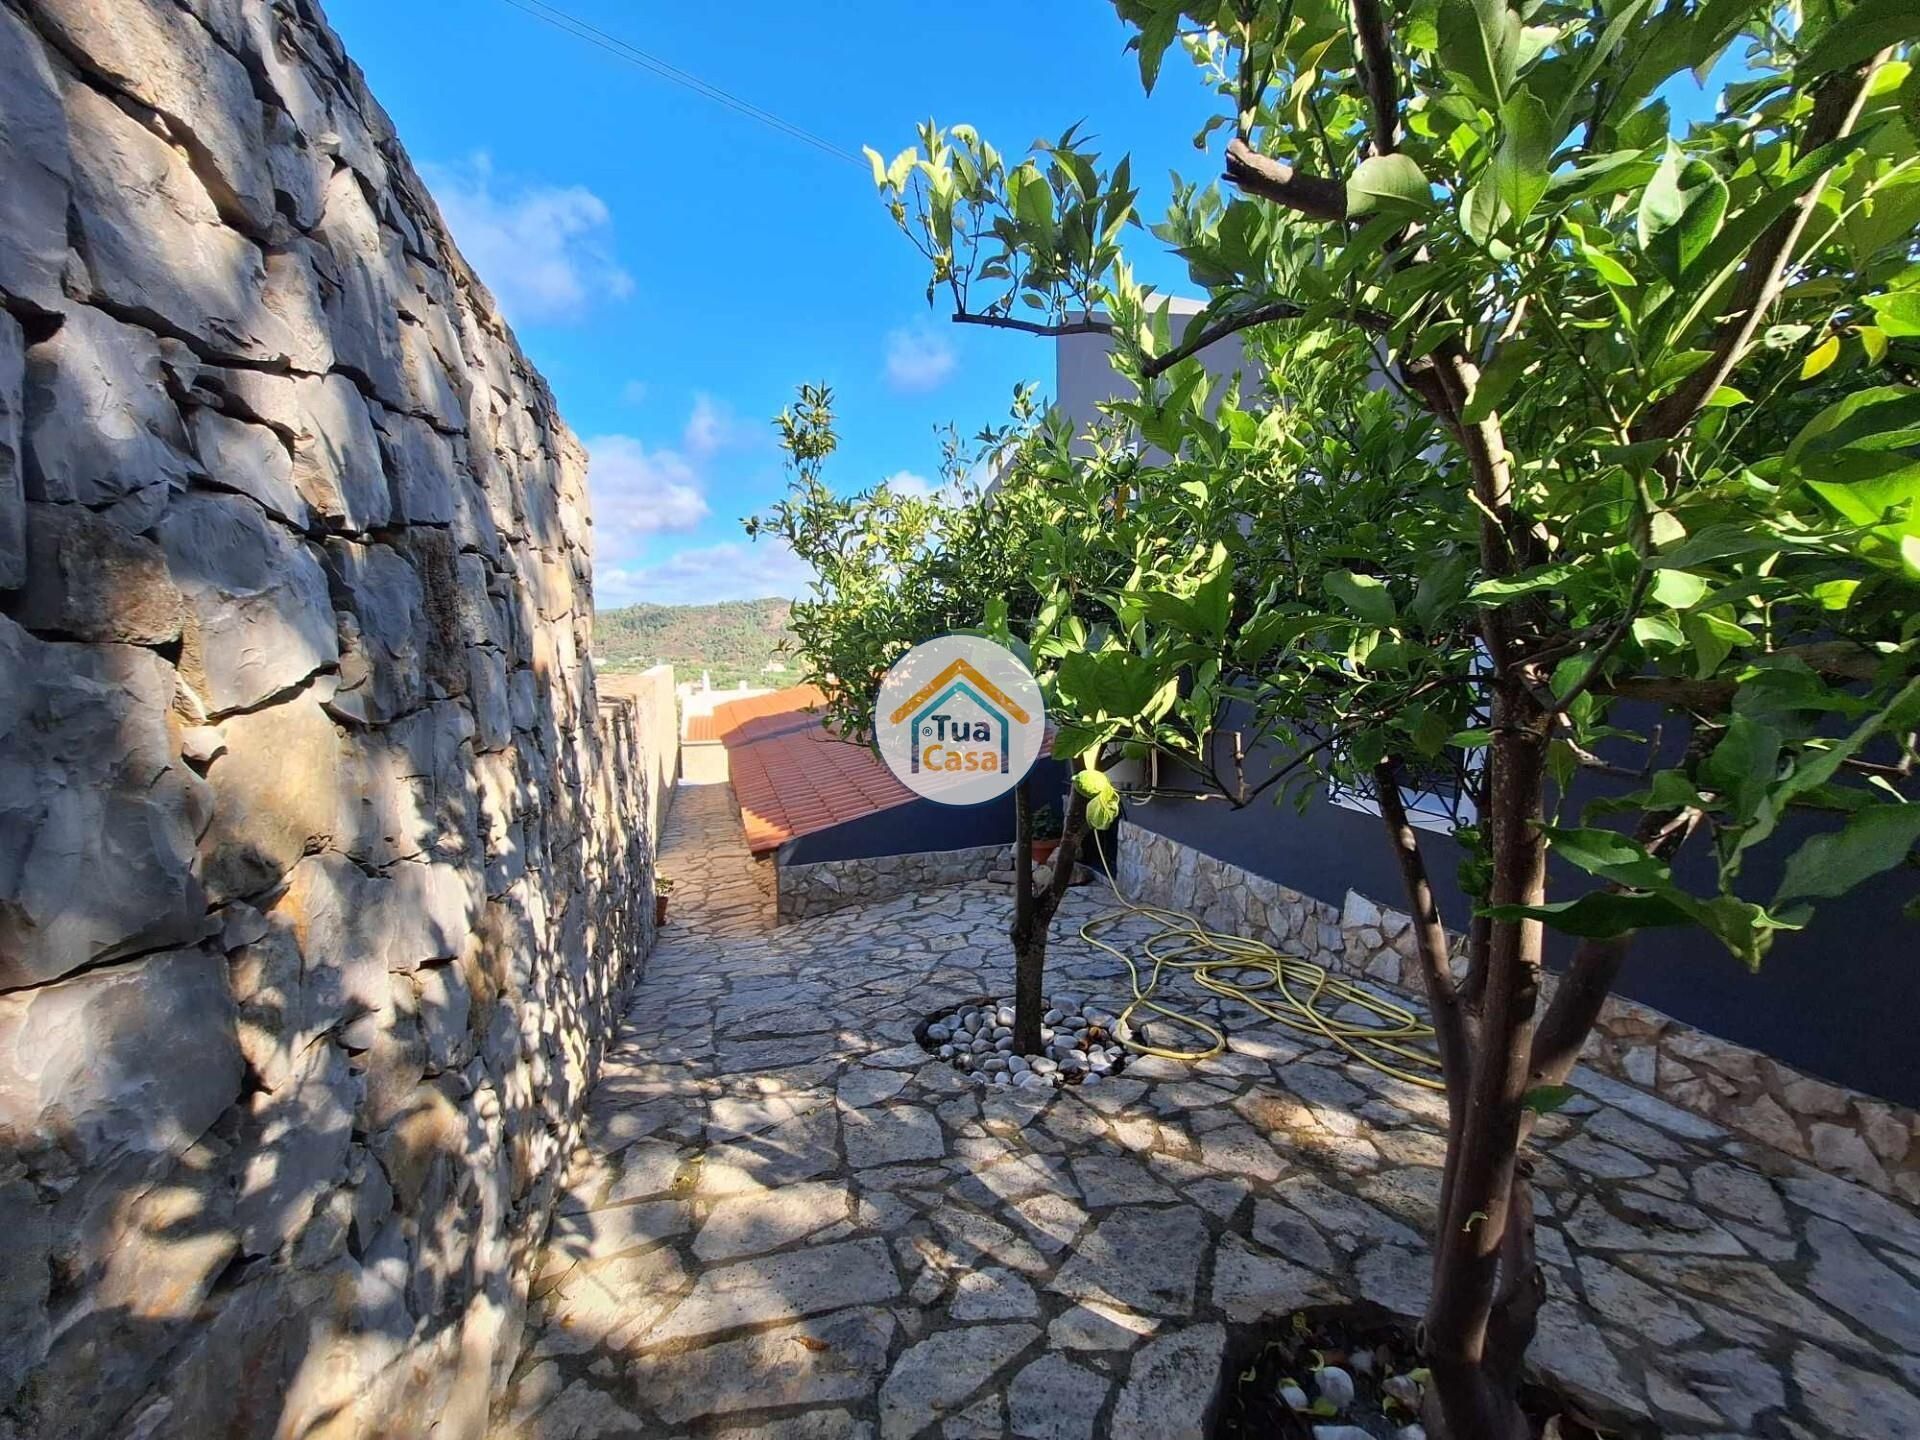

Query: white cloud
584;434;709;560
620;379;650;406
427;153;633;324
683;392;751;458
884;324;957;392
596;538;815;607
586;395;797;606
883;469;936;498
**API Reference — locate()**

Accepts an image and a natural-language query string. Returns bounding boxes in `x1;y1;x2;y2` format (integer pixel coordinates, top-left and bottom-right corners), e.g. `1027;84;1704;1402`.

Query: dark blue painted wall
1126;723;1920;1108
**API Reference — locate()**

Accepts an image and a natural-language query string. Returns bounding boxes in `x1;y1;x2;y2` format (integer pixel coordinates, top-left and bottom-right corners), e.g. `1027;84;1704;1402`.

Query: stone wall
1117;821;1920;1204
0;3;673;1437
600;667;680;845
679;735;730;784
776;842;1010;922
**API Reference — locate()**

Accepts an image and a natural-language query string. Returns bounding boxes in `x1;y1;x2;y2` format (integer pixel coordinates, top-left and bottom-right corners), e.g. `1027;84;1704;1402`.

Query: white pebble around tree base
922;997;1132;1089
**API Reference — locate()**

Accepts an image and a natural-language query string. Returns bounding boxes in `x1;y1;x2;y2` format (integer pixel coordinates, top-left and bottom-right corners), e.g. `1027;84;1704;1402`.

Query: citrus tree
864;2;1920;1433
751;384;1308;1054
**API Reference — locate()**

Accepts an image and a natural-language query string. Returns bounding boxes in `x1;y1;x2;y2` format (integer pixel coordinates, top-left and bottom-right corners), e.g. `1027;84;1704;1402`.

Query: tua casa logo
875;635;1045;805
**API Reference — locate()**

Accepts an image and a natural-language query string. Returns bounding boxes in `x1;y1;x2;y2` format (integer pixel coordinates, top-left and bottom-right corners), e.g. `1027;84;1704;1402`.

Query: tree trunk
1420;687;1551;1440
1009;778;1095;1056
1010;780;1045;1053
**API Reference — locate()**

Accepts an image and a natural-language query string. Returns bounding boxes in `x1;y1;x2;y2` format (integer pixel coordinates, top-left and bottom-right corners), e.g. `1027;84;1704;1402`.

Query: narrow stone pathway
495;784;1920;1440
655;781;777;938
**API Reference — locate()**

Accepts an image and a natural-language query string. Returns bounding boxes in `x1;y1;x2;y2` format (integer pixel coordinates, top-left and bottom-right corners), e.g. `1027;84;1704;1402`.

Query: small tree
866;4;1919;1434
750;387;1181;1055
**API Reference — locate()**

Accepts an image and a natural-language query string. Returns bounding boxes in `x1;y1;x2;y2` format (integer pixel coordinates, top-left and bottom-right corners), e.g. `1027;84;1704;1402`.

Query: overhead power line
497;0;864;167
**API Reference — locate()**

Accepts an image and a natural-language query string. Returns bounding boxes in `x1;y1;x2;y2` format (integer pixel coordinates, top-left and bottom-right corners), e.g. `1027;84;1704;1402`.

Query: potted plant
654;874;674;927
1029;803;1064;867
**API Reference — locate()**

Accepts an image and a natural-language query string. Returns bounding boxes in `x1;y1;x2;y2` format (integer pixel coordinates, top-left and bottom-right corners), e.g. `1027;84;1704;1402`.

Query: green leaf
1581;245;1638;287
1648;509;1688;550
1439;0;1523;106
1193;551;1235;638
1132;2;1180;93
1645;131;1872;355
1461;179;1507;246
1013;166;1054;229
1810;579;1860;611
1798;0;1920;81
1788;386;1920;464
1649;568;1709;609
1522;1084;1577;1115
1866;292;1920;338
1491;88;1554;228
1468;563;1576;600
1549;0;1658;137
1487;890;1694;938
1056;649;1163;719
1776;804;1920;904
1409;552;1474;627
863;145;889;189
1462;338;1536;424
1681;610;1748;679
1074;767;1122;829
1051;720;1119;760
1540;825;1673;889
1801;334;1842;379
886;147;918;191
1347;154;1433;217
1636;148;1729;283
1325;569;1398;624
1801;451;1920;525
1705;711;1782;823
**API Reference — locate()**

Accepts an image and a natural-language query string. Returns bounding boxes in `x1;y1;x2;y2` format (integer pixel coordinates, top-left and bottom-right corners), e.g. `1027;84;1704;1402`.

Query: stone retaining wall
777;843;1010;922
678;735;730;784
0;3;673;1436
1117;821;1920;1204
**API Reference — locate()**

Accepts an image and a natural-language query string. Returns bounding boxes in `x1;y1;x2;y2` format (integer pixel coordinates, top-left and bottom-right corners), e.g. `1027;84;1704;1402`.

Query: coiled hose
1082;830;1446;1091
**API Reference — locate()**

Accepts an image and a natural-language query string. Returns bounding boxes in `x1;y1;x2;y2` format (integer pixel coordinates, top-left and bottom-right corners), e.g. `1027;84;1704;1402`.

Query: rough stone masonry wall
0;2;674;1437
1118;821;1920;1205
776;842;1011;922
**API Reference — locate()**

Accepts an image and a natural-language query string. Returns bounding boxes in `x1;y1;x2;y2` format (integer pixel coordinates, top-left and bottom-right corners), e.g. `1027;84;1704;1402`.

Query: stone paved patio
494;782;1920;1439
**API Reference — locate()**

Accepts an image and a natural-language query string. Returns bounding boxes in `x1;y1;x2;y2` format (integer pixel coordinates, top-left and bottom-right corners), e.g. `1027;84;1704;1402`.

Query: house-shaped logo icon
887;658;1032;774
874;637;1045;805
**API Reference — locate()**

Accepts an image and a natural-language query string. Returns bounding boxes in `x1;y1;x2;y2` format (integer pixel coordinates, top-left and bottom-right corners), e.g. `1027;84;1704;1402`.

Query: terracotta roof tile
723;712;916;855
687;683;828;743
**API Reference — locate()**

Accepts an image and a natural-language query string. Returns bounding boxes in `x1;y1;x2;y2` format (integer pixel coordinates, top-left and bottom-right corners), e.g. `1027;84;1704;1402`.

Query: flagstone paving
495;781;1920;1439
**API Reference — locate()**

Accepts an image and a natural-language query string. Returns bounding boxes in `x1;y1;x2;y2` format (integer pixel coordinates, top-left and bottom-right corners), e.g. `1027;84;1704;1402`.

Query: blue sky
326;0;1220;607
325;4;1735;610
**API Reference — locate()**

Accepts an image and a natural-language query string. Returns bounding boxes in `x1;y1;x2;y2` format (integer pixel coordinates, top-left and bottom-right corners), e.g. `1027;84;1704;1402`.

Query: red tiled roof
717;687;914;854
687;683;826;743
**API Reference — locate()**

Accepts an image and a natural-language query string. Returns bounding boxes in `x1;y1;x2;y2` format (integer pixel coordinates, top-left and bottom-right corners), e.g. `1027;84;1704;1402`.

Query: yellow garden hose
1081;830;1447;1091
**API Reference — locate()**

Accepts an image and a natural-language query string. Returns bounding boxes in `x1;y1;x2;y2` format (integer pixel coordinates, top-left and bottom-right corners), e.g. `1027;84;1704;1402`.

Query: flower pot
1031;838;1062;866
655;893;669;927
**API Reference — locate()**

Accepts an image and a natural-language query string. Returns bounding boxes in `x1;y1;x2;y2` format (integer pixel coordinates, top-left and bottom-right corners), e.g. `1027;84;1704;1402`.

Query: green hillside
594;597;798;687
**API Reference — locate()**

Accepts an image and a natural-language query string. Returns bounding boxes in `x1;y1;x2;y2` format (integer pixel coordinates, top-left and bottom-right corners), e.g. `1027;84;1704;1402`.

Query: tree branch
951;312;1113;338
1638;51;1889;442
1528;788;1706;1087
1597;639;1897;711
1350;0;1401;155
1137;297;1393;380
1034;785;1094;929
1374;763;1472;1116
1224;138;1347;223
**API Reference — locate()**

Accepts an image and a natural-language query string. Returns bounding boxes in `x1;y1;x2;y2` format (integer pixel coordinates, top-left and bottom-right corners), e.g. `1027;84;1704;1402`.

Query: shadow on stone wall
0;0;678;1433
